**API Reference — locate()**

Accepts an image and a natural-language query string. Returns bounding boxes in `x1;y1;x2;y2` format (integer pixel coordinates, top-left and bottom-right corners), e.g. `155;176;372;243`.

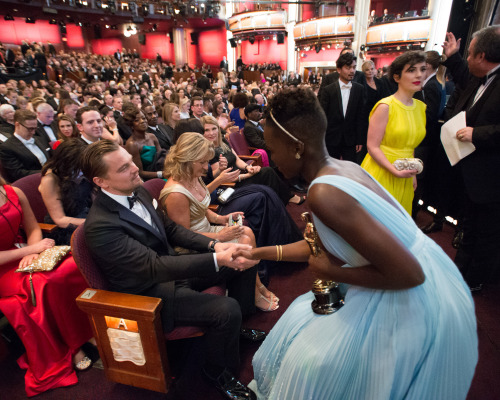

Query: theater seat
227;129;263;167
72;224;225;393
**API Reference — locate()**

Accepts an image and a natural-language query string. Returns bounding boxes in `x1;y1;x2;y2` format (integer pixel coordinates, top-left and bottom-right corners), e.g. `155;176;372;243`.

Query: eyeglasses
18;122;37;132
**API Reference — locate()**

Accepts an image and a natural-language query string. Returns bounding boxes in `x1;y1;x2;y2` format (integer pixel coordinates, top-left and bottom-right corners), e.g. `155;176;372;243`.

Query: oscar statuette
301;212;344;315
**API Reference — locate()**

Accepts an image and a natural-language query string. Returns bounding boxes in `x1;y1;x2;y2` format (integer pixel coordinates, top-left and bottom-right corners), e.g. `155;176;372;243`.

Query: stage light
26;17;36;24
49;18;57;24
4;15;14;21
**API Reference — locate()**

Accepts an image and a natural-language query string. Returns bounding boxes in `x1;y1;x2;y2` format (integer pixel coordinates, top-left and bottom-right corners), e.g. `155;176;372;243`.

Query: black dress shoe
421;221;443;234
211;369;256;400
452;229;464;249
240;328;266;342
291;183;307;193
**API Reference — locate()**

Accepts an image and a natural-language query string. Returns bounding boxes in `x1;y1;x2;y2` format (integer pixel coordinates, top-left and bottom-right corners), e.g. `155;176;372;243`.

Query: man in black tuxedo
197;69;211;93
0;110;51;182
320;52;365;162
82;140;259;400
220;56;228;71
143;104;174;151
318;47;365;101
35;102;58;147
141;70;152;89
243;104;267;151
442;27;500;291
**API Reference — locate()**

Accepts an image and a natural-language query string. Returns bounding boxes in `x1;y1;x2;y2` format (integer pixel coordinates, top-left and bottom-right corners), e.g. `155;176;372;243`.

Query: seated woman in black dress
200;115;305;205
39;139;93;245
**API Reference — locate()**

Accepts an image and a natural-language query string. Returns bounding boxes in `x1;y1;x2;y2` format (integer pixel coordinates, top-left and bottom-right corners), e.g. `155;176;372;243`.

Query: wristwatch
208;239;220;252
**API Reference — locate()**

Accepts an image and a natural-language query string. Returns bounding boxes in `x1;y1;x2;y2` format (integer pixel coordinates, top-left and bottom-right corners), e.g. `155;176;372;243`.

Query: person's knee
214;297;242;328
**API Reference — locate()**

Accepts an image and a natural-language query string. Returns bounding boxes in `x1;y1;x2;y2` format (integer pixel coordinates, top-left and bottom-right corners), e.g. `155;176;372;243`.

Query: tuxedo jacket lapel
466;75;500;125
334;83;344;120
345;85;358;120
11;136;45;166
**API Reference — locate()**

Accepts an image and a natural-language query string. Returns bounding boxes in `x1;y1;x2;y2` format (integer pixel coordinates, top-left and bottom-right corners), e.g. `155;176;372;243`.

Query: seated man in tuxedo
76;106;103;145
81;140;261;400
243;104;267;151
320;52;365;162
0;109;51;182
143;104;174;151
35;102;58;147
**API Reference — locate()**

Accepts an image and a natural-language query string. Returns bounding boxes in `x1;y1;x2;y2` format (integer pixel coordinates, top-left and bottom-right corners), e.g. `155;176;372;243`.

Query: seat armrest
208;204;220;212
38;223;57;233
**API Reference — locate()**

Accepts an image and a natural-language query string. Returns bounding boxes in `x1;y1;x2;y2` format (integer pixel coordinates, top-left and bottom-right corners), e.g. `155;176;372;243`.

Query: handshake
214;242;258;271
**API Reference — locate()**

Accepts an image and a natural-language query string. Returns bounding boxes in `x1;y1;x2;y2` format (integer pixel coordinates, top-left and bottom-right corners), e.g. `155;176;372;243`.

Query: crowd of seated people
0;26;495;398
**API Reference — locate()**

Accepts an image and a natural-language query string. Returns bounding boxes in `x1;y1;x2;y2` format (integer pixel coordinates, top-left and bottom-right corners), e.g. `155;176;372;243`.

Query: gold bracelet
276;245;283;261
279;245;283;261
215;214;219;224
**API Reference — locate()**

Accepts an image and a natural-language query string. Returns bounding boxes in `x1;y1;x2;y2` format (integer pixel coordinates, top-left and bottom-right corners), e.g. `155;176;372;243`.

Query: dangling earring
295;153;301;160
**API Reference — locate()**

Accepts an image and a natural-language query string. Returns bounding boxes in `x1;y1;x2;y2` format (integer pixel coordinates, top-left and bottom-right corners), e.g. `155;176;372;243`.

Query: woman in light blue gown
234;87;478;400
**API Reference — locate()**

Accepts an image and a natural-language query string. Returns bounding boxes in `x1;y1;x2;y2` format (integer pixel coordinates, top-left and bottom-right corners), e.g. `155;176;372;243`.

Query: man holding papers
442;26;500;292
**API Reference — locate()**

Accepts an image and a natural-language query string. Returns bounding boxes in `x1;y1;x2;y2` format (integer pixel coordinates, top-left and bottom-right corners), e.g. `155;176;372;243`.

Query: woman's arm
0;188;55;267
102;126;123;145
366;104;417;178
39;174;85;228
306;183;425;290
205;167;241;192
125;139;159;180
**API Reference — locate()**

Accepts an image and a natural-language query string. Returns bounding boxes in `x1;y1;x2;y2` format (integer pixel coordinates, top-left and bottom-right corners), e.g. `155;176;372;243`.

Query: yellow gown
361;95;426;214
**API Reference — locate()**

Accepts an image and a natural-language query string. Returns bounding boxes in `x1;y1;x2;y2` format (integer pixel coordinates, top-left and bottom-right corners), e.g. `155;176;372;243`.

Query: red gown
0;185;93;397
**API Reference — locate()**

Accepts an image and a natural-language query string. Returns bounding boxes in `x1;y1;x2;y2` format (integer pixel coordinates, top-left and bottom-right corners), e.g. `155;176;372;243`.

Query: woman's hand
105;115;117;130
392;168;418;179
246;165;261;175
219;155;228;170
30;238;55;254
223;212;245;225
19;254;40;270
218;167;240;183
217;225;245;242
307;251;345;281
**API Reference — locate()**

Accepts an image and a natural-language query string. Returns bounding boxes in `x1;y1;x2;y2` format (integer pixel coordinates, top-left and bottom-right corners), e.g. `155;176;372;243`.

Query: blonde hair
179;97;190;110
200;115;231;152
163;132;215;181
162;103;179;126
362;60;375;72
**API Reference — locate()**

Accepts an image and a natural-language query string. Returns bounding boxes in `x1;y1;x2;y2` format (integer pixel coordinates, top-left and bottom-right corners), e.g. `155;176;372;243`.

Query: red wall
91;38;122;56
301;5;316;21
197;27;227;67
141;33;174;62
66;24;85;49
0;16;61;45
370;55;398;69
241;38;287;70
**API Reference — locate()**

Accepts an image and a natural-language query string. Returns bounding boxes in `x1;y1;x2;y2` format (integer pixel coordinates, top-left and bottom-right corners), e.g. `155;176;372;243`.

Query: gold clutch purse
16;245;71;306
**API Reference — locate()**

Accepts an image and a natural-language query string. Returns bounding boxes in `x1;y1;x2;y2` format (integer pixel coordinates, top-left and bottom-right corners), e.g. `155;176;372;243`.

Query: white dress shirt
339;80;352;117
0;132;8;142
14;133;47;166
473;64;500;106
38;119;57;142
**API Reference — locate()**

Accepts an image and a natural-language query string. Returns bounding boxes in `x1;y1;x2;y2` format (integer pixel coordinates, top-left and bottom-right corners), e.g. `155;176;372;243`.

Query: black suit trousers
327;142;357;163
455;197;500;286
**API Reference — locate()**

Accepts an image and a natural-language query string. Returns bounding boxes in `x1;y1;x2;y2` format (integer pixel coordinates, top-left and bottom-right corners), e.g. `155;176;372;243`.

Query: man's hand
442;32;461;58
456;127;473;142
215;243;259;270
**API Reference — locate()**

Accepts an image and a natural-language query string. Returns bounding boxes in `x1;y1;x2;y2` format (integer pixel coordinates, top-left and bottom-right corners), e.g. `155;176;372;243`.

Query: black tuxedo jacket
197;75;211;92
443;53;500;203
414;75;443;148
320;80;365;149
35;120;58;148
46;96;59;112
243;120;267;150
141;73;152;88
148;124;174;151
84;187;216;330
0;135;51;182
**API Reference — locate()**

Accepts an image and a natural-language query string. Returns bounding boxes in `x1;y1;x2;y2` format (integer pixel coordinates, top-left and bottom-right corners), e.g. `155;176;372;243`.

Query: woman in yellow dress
361;51;427;214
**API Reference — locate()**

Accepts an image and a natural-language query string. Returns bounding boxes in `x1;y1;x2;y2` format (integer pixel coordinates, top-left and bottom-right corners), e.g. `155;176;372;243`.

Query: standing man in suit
141;69;152;89
0;110;51;182
82;140;260;400
144;104;174;151
197;69;211;92
35;103;57;147
442;26;500;292
220;56;228;71
76;106;103;145
320;52;365;162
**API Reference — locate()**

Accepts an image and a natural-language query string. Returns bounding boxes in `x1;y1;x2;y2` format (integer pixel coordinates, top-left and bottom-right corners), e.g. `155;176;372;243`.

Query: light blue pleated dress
249;175;478;400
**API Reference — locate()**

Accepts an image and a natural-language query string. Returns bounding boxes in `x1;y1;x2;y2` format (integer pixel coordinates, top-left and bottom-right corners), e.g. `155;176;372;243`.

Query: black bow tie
479;69;499;85
127;193;138;209
43;124;51;128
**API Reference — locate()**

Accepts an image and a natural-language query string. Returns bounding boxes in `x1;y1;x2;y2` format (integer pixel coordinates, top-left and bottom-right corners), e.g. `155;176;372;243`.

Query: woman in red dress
0;176;94;396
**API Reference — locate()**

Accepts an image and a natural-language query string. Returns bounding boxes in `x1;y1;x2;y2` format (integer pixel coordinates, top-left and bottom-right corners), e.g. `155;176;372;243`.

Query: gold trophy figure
301;212;344;315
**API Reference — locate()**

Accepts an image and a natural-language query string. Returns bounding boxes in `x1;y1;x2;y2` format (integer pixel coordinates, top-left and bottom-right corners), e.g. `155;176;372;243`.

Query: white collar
249;120;259;126
81;134;98;144
14;133;34;144
101;188;134;209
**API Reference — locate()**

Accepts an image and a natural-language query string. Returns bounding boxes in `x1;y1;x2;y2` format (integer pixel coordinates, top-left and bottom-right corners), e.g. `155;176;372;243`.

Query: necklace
185;178;205;197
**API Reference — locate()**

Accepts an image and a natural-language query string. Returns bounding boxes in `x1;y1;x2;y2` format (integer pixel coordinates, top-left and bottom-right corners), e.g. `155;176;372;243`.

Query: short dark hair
173;118;203;144
244;103;262;117
336;52;356;69
471;25;500;63
266;87;326;146
14;109;37;124
81;139;121;182
75;106;99;124
122;106;141;127
232;92;249;109
191;96;203;105
389;51;426;81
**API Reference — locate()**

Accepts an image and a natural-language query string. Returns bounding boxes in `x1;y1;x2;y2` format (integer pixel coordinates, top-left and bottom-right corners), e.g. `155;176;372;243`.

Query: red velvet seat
11;173;47;223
